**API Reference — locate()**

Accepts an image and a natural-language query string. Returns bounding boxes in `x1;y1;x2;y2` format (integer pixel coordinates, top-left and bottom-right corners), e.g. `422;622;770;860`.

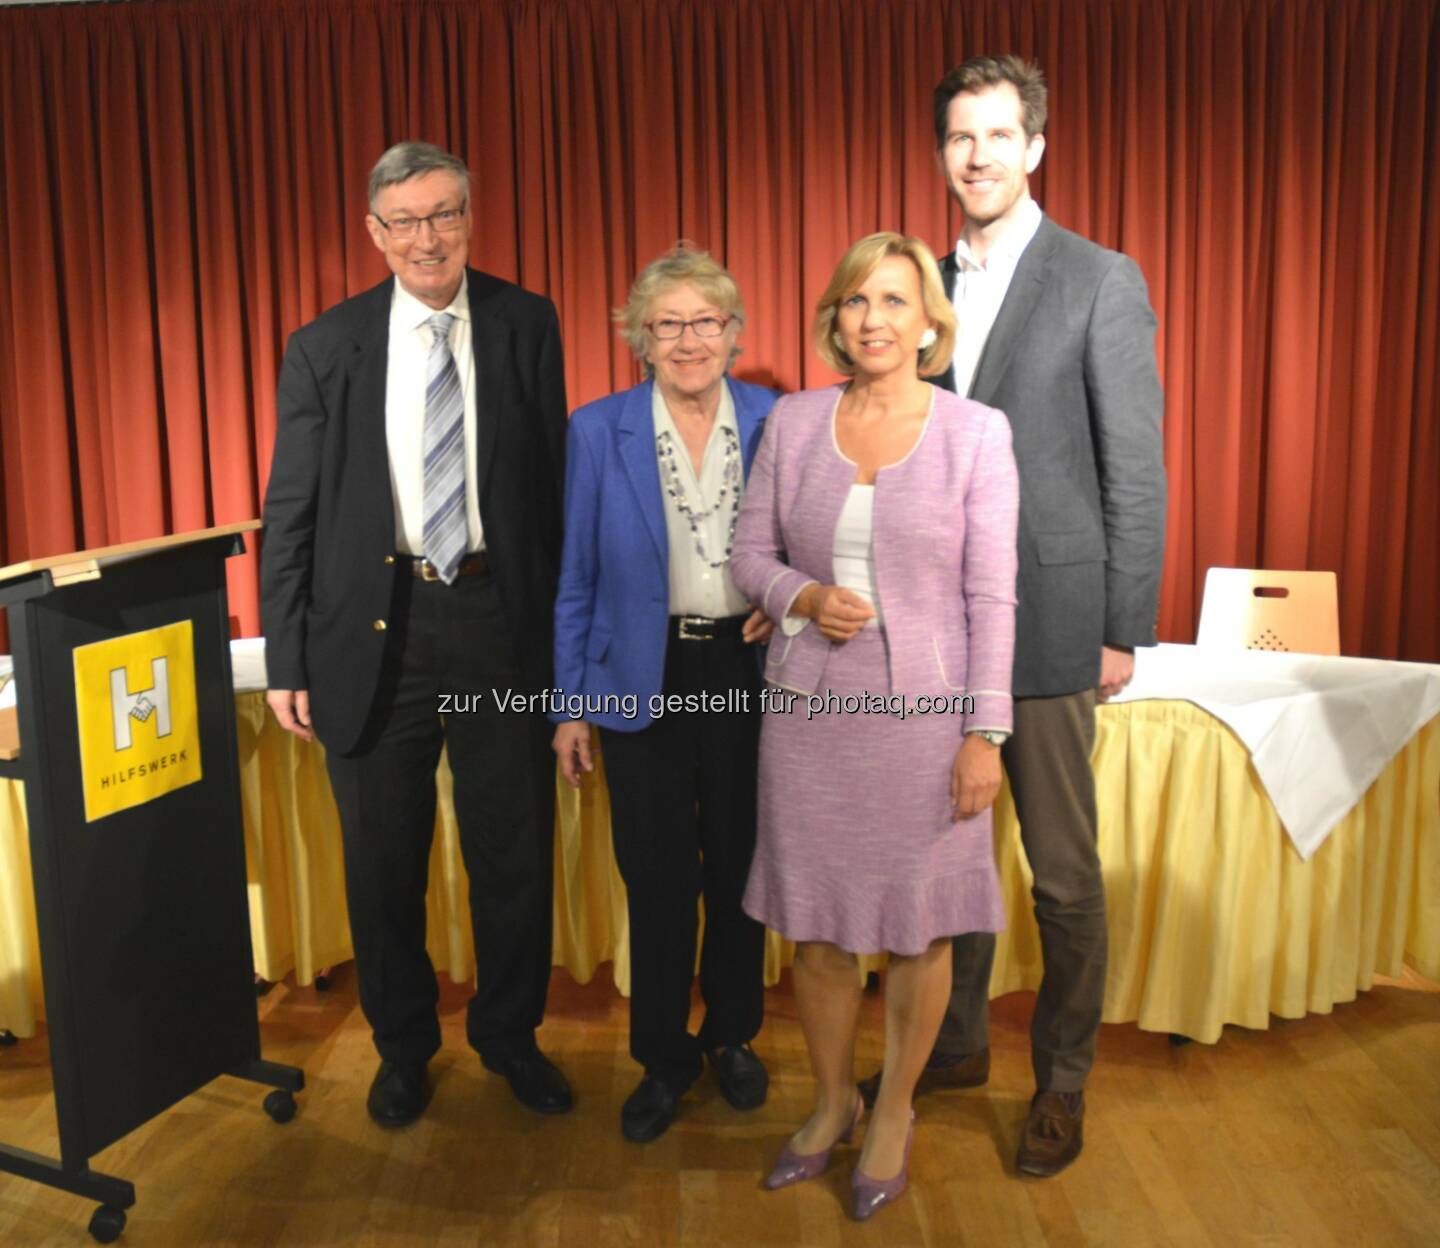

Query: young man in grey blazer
860;54;1166;1176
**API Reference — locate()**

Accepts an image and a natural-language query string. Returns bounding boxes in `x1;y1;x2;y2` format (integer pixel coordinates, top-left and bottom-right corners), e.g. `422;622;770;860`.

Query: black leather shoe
482;1048;573;1115
621;1074;679;1142
366;1059;429;1128
706;1043;769;1110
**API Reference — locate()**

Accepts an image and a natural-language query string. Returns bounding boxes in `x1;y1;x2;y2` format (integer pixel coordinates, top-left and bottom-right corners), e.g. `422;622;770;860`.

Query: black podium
0;524;303;1243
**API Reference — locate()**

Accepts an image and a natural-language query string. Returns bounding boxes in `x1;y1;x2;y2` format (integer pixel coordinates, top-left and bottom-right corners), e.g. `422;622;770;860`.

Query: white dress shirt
384;279;483;556
652;381;750;618
949;197;1044;397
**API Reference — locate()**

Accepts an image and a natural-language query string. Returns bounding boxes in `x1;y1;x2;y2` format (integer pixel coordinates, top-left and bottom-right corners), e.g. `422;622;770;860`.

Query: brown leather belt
401;552;490;581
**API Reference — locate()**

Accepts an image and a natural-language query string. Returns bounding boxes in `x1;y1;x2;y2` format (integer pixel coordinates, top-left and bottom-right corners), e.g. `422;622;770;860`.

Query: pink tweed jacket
728;384;1019;732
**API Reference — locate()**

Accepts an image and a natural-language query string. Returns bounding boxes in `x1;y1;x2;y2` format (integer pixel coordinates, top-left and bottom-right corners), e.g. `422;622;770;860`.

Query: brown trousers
939;689;1105;1093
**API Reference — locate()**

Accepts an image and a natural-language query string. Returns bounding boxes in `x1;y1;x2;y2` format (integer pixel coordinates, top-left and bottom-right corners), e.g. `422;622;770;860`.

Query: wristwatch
967;728;1010;747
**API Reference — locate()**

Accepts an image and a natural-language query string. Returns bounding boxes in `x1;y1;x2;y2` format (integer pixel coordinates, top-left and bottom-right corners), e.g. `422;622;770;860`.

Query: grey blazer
938;215;1166;698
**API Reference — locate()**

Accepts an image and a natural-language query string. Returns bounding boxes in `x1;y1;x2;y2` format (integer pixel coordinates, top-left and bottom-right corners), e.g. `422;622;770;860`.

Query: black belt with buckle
402;552;490;582
670;614;747;641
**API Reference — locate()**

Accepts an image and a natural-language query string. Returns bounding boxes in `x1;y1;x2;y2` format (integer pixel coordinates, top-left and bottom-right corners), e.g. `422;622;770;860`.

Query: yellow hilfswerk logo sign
73;621;203;822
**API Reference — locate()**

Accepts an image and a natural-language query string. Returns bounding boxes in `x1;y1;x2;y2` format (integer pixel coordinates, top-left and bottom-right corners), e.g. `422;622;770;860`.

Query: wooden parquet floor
1;966;1438;1246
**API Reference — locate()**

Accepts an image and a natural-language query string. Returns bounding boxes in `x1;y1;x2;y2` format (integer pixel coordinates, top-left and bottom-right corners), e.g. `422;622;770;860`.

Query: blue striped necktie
422;312;466;584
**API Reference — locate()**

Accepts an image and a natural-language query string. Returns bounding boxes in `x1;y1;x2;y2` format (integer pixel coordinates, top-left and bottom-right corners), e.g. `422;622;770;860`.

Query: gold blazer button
372;619;387;631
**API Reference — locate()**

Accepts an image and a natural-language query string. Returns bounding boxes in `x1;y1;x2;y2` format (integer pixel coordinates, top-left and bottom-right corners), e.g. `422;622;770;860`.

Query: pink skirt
743;629;1005;955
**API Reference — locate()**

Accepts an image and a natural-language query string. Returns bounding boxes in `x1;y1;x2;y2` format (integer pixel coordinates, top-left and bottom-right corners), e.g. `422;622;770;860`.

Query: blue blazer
554;376;778;730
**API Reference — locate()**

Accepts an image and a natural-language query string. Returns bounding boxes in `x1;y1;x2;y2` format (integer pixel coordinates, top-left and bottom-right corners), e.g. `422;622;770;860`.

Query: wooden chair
1195;567;1340;656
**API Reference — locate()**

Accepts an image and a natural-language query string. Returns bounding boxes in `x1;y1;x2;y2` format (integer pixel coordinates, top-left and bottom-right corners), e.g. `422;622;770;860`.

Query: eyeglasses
646;315;731;340
373;207;467;240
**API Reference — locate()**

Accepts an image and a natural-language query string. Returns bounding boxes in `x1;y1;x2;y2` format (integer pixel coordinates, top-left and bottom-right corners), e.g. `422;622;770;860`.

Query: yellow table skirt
2;697;1435;1044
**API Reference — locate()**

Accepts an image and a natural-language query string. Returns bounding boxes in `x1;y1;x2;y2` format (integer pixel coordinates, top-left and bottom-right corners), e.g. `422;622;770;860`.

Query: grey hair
615;244;745;377
367;141;471;212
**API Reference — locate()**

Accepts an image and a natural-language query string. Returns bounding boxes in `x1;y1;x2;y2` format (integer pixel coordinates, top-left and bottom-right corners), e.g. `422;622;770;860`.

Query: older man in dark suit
861;55;1166;1177
261;141;571;1127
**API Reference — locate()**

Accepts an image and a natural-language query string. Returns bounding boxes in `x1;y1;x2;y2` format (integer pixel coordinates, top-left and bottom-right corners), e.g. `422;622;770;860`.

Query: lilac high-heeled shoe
849;1110;915;1221
763;1094;864;1190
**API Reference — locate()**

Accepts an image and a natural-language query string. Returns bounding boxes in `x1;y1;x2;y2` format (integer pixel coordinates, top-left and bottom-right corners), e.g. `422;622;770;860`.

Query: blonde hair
615;244;745;377
814;233;956;378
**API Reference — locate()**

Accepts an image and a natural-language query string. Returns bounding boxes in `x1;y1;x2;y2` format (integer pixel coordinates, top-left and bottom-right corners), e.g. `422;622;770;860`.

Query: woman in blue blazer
552;247;778;1143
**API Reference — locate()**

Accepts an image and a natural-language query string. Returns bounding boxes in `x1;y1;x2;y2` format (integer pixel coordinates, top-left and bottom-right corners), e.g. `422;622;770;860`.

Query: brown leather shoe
857;1047;990;1109
1016;1091;1084;1177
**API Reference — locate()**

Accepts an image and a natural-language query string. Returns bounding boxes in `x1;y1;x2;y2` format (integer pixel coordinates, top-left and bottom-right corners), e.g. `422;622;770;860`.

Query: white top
651;381;750;618
384;279;483;556
831;485;883;630
950;197;1044;397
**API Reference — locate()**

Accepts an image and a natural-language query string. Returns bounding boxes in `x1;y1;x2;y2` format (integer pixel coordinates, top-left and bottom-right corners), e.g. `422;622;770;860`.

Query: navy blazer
261;270;566;754
554;377;778;731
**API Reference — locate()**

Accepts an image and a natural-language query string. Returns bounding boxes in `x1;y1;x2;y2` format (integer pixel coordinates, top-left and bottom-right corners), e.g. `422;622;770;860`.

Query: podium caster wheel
88;1204;126;1243
264;1089;297;1124
0;1029;17;1047
314;971;332;992
1168;1032;1192;1046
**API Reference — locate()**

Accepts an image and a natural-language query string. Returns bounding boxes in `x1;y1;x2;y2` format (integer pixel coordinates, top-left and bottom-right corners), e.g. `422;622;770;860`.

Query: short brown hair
615;244;745;377
813;233;956;379
933;54;1048;146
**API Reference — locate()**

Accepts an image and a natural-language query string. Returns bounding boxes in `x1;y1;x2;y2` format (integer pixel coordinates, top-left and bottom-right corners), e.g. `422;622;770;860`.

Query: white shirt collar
391;276;471;332
954;197;1043;272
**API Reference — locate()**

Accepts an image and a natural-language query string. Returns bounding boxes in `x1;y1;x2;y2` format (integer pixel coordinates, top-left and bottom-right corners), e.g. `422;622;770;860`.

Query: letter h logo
110;658;172;750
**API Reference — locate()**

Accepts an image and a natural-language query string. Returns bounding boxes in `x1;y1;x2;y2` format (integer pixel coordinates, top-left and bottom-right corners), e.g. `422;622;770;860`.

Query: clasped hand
793;583;875;642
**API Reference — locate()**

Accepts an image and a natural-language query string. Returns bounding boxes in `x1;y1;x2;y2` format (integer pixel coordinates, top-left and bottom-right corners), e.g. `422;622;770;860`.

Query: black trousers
598;628;766;1092
325;568;555;1068
938;689;1105;1093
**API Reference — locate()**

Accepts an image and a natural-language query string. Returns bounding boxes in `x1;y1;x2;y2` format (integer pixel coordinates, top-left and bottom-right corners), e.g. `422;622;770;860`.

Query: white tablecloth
1113;644;1440;858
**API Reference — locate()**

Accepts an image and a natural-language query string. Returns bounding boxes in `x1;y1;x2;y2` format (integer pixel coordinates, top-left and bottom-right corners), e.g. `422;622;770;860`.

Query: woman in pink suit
728;233;1018;1221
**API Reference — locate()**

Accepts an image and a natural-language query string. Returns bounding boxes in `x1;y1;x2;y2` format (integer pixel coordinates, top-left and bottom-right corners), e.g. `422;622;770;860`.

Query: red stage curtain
1;0;1436;658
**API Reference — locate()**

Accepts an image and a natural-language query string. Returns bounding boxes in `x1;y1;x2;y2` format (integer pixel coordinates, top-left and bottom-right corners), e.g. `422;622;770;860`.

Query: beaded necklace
655;424;741;568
